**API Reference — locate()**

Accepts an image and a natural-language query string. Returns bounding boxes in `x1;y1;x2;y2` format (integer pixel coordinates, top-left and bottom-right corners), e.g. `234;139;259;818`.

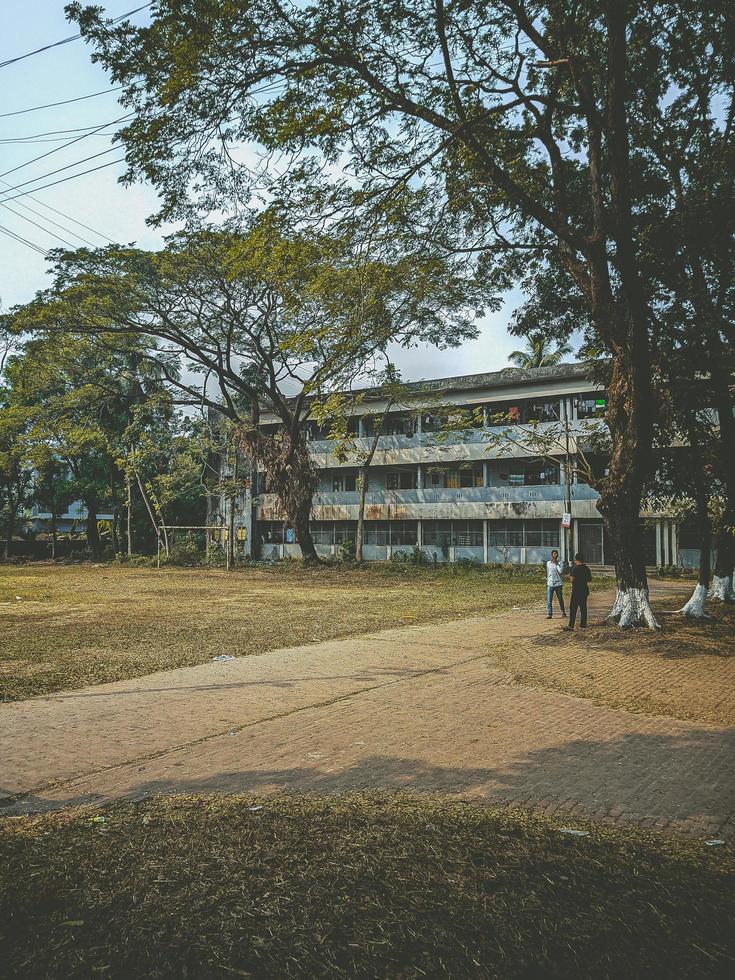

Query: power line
0;222;47;255
0;87;123;119
0;178;115;243
0;113;132;180
0;136;117;144
0;119;131;141
0;193;97;247
0;4;152;70
0;157;127;204
0;201;78;249
0;146;122;198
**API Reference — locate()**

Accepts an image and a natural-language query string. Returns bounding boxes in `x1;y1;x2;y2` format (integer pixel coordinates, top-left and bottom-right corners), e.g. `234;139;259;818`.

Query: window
459;466;483;488
488;520;523;547
385;413;415;437
488;399;560;425
499;460;560;486
422;412;447;433
386;470;417;490
333;521;357;544
332;471;358;492
390;521;418;545
364;521;389;545
422;521;452;547
524;461;559;486
523;520;560;548
577;393;607;419
259;521;284;544
519;400;560;423
309;522;334;545
453;521;483;547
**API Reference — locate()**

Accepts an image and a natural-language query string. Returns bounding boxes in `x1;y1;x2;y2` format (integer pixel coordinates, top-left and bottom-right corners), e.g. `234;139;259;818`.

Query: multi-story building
210;362;694;569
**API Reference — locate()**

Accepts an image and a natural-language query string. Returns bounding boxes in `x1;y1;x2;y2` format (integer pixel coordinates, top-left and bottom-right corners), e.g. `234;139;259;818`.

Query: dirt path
2;581;733;838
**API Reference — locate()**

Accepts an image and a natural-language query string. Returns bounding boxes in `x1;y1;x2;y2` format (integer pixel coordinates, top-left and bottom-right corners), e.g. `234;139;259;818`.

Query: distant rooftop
352;361;594;399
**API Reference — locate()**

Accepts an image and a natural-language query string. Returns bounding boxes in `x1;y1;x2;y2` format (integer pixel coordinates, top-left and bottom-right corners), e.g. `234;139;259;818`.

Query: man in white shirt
546;549;567;619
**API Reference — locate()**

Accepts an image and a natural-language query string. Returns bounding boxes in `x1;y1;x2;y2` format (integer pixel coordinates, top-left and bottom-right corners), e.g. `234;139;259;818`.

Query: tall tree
508;333;572;369
13;218;482;563
70;0;732;623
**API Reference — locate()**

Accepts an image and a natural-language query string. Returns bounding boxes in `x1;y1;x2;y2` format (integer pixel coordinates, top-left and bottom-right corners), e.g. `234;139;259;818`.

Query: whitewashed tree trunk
608;586;661;629
606;589;624;622
678;582;711;619
708;575;734;602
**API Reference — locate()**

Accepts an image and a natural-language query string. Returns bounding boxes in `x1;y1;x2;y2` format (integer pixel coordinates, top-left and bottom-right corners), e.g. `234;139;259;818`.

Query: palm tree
508;332;573;369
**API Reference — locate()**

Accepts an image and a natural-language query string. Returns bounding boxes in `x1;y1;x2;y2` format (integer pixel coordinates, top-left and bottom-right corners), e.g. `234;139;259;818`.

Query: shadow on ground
5;725;734;837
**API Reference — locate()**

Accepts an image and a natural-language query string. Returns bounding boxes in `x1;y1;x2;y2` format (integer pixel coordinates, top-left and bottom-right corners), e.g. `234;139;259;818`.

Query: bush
390;546;429;567
338;538;356;562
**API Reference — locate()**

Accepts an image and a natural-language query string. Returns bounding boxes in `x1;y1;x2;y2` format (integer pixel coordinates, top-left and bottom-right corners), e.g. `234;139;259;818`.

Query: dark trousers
569;594;588;627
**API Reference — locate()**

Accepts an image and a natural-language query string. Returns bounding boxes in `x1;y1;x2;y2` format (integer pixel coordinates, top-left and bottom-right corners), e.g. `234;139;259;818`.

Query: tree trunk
243;428;320;565
292;487;318;565
355;417;385;563
593;4;658;628
110;507;120;554
134;469;161;552
679;459;712;618
595;347;659;628
126;474;133;557
227;495;236;569
85;496;103;560
3;503;18;560
710;529;734;601
708;336;735;601
355;469;369;563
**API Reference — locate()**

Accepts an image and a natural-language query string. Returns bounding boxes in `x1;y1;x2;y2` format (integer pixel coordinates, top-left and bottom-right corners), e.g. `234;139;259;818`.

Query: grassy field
0;561;554;701
1;792;732;979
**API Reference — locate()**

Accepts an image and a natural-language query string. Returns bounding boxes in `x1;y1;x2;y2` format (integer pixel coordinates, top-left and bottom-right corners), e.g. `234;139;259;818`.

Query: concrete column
416;464;424;489
655;519;662;566
417;520;423;549
358;416;365;438
671;522;678;567
567;396;575;422
483;404;490;428
483;519;489;564
483;461;490;487
663;520;671;565
415;412;422;437
559;397;567;424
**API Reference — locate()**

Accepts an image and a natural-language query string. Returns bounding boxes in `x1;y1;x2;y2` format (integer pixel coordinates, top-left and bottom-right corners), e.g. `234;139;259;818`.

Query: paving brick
1;583;733;839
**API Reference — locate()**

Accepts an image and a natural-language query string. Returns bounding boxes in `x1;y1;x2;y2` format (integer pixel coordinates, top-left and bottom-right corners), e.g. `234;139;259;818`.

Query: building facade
211;363;690;568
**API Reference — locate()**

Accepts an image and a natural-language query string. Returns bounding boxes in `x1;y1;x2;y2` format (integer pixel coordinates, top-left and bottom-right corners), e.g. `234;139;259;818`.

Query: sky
1;1;533;382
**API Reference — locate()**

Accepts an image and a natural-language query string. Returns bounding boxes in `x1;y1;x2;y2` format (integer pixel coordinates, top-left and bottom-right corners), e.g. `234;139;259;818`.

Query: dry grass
2;792;733;980
0;562;555;701
489;596;735;725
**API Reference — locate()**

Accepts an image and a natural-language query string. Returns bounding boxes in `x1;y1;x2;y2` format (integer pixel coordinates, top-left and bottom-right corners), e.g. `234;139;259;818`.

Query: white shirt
546;559;563;587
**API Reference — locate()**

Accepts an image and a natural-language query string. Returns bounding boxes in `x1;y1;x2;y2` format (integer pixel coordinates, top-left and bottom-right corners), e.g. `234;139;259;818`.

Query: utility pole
563;405;573;566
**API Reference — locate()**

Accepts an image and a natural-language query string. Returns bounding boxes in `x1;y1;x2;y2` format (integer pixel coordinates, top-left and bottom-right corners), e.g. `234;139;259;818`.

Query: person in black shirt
565;553;592;629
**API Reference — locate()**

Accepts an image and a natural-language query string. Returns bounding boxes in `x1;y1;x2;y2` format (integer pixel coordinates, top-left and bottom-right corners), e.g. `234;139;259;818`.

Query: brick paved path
2;582;733;838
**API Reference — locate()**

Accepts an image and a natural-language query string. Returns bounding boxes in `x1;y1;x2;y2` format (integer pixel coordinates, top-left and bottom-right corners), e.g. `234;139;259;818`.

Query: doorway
577;521;604;565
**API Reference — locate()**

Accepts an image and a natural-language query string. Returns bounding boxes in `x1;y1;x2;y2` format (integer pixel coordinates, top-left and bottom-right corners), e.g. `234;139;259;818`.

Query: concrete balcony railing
305;421;605;466
312;485;599;505
255;484;601;522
